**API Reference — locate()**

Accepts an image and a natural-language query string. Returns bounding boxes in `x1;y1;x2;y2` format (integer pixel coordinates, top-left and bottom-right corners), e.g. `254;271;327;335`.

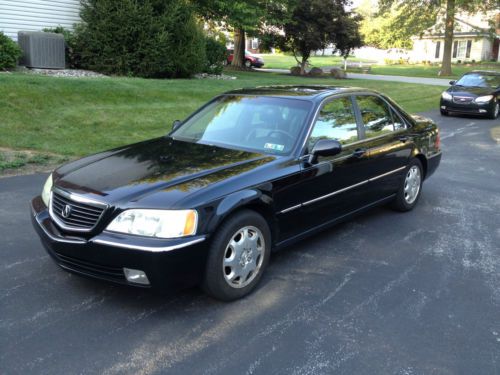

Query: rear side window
308;97;359;149
356;95;395;138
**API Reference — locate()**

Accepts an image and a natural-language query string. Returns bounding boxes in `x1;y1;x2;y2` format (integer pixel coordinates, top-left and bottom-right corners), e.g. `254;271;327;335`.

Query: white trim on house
0;0;81;40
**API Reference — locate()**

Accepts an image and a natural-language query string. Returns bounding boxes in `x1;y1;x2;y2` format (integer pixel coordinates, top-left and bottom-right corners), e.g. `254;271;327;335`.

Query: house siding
412;37;493;62
0;0;81;41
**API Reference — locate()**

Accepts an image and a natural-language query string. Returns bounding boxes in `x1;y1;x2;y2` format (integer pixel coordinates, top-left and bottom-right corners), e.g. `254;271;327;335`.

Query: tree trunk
232;28;246;69
300;52;310;75
440;0;455;76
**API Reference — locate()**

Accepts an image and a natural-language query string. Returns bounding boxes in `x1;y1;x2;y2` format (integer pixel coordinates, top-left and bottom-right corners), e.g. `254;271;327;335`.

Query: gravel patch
194;73;237;80
26;68;107;78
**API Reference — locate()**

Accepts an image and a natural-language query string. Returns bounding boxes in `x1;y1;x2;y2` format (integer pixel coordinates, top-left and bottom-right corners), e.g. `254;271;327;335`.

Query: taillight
435;131;440;149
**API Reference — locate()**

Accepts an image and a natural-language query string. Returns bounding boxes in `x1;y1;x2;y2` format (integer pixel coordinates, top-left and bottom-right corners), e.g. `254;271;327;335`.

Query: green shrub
204;37;228;74
0;32;22;70
74;0;205;78
43;27;81;68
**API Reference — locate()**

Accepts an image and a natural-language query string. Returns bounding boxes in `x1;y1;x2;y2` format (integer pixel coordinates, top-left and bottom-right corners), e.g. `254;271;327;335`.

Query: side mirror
172;120;182;131
308;139;342;164
449;80;456;85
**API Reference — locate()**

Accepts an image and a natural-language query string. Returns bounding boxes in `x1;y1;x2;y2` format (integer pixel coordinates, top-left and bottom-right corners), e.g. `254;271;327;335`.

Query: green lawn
0;71;445;158
368;63;500;79
260;54;372;69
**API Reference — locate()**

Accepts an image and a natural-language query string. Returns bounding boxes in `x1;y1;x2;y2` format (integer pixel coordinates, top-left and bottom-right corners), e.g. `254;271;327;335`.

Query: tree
277;0;363;75
378;0;499;76
357;0;413;49
195;0;290;69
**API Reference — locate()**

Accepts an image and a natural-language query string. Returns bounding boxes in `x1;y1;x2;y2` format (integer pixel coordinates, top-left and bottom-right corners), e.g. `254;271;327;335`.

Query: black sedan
440;70;500;119
31;86;441;301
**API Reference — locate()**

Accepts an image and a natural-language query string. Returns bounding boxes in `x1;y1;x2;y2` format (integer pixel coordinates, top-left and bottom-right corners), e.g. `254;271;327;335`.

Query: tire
244;59;252;68
202;210;271;301
440;109;449;116
391;158;423;212
488;100;499;119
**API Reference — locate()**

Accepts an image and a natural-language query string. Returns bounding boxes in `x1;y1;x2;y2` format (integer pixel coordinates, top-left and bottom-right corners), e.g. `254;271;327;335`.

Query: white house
0;0;81;40
411;12;500;63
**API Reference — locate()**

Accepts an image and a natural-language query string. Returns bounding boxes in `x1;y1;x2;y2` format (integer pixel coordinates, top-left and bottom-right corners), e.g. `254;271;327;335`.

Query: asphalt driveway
1;110;500;375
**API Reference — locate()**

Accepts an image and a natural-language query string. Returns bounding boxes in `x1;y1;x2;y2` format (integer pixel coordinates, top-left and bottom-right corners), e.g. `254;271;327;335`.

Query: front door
299;96;374;231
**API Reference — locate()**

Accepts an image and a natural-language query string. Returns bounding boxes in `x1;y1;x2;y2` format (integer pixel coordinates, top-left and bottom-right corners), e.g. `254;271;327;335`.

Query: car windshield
455;73;500;88
171;96;312;155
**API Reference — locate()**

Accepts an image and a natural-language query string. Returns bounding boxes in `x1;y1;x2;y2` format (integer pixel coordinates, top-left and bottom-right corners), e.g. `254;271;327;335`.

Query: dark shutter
435;41;441;58
466;40;472;58
452;41;458;58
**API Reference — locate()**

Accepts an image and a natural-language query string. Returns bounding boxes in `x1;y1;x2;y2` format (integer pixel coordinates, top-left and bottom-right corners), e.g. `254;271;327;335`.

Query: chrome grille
50;190;106;232
453;96;474;104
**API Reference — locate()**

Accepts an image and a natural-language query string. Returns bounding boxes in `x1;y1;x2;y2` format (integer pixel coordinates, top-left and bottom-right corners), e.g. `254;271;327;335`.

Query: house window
251;38;259;50
453;40;472;59
435;41;441;59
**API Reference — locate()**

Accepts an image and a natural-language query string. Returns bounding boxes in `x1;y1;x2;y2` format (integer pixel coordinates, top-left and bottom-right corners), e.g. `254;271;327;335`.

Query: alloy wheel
222;226;265;288
404;165;421;204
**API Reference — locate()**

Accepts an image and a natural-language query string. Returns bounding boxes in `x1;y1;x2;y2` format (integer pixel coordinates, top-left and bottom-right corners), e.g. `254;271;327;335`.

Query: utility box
18;31;65;69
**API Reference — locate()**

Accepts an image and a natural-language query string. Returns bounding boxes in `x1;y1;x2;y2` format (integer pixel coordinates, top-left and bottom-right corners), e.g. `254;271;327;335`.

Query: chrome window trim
49;188;109;233
279;166;407;213
92;237;206;253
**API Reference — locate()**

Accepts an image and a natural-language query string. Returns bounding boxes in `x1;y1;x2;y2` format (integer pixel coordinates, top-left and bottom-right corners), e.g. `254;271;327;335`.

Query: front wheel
391;159;423;212
488;101;499;119
440;109;449;116
244;59;252;68
202;210;271;301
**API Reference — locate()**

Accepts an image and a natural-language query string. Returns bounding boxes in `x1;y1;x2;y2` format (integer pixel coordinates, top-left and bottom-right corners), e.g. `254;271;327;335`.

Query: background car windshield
455;73;500;88
171;96;312;154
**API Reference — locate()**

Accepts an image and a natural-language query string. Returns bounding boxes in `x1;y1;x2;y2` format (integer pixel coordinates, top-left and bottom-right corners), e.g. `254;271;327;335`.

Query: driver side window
308;97;359;150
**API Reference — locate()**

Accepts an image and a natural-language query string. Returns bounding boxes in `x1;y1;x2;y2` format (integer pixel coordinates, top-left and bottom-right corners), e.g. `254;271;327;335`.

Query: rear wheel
244;59;252;68
202;210;271;301
391;158;423;212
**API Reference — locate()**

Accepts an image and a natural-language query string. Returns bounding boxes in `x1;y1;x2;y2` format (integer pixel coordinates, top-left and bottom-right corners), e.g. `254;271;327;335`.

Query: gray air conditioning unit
18;31;65;69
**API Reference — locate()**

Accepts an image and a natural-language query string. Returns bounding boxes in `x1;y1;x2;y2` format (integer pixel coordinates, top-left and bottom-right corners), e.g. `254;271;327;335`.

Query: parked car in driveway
31;86;441;301
440;71;500;119
226;49;265;68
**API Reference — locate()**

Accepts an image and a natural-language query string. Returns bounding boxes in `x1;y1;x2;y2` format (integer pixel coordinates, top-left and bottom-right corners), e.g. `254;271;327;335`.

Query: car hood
447;85;494;97
53;137;274;205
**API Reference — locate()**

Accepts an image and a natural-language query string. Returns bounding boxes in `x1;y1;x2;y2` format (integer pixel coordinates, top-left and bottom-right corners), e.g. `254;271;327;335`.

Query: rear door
353;94;413;201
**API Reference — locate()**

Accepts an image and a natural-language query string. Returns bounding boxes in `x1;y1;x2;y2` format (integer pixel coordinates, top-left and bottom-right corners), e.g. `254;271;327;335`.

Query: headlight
41;174;53;207
441;92;452;100
475;95;493;103
106;209;198;238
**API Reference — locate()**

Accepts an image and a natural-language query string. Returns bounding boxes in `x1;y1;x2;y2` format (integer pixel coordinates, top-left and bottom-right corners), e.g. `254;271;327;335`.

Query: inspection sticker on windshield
264;143;284;152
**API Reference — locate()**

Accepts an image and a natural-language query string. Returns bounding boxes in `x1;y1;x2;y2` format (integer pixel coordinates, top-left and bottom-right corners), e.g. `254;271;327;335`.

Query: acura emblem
62;205;72;218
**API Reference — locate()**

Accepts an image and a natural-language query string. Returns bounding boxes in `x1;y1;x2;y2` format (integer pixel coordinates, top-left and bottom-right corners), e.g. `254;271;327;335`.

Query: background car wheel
489;101;499;119
391;158;423;212
440;109;449;116
244;59;252;68
202;209;271;301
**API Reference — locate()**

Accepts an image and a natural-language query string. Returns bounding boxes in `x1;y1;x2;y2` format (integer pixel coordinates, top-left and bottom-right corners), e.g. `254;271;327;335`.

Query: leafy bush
0;32;22;70
74;0;206;78
204;37;228;74
308;67;323;76
43;27;81;68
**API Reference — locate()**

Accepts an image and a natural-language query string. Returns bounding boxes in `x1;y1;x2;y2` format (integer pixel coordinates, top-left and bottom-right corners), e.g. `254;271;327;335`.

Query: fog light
123;268;150;285
440;105;446;109
479;109;487;113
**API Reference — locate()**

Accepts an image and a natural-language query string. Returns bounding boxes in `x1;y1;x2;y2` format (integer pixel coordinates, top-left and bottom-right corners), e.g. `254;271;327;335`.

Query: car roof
223;85;374;101
464;70;500;76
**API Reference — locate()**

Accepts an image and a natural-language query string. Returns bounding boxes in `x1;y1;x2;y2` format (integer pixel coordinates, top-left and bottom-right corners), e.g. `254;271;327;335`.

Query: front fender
205;188;273;234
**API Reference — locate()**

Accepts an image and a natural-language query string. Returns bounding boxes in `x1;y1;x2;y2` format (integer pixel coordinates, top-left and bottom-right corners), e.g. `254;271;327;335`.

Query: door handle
398;136;410;143
352;148;367;158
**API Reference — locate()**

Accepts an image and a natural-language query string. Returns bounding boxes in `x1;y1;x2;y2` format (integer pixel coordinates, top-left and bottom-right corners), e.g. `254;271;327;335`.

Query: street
1;110;500;375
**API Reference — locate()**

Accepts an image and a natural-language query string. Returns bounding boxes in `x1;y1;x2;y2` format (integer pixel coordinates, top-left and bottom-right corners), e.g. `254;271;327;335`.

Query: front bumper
440;98;493;116
31;196;209;290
